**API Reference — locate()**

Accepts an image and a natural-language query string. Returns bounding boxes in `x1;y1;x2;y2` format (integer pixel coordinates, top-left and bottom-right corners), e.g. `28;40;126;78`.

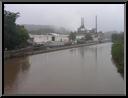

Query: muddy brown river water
4;43;125;95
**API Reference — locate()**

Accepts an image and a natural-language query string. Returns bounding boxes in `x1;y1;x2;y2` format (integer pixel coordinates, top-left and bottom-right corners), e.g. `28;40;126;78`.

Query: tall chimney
81;17;84;28
96;16;97;33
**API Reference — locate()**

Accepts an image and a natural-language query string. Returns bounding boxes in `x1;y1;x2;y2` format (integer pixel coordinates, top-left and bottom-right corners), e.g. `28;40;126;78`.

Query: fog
5;4;124;32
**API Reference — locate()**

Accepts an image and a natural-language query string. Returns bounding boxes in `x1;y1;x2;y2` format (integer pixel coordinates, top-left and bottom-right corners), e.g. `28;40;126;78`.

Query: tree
69;32;76;41
16;25;29;48
85;33;93;41
112;33;124;43
4;10;29;50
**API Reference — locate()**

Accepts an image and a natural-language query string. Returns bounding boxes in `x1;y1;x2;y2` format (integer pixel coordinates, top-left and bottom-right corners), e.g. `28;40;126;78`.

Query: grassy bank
111;33;124;77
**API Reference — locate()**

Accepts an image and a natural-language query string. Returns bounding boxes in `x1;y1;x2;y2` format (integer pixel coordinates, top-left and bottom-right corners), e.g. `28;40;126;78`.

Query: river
4;43;125;95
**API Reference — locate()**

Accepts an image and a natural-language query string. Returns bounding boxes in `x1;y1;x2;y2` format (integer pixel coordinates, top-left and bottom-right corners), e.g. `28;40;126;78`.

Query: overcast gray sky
5;4;124;32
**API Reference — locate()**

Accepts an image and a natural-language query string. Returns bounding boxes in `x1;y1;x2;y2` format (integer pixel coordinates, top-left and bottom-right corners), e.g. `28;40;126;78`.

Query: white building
29;33;69;45
76;34;85;40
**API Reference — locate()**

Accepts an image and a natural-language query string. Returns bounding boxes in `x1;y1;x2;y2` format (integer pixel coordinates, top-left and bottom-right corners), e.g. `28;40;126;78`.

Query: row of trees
4;10;29;50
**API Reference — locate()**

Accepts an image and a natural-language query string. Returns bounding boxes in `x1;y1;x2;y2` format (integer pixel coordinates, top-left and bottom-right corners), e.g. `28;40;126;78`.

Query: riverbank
4;40;111;59
111;33;124;77
111;41;124;77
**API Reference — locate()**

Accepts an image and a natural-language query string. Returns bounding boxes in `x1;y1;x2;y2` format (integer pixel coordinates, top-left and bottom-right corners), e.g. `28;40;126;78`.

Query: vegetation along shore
111;33;124;77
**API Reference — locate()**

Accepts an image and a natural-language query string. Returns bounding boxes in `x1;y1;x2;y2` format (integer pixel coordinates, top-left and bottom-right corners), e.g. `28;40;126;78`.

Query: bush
111;33;124;77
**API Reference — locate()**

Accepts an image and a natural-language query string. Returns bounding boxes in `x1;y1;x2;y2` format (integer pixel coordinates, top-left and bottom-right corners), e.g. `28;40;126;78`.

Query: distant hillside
23;24;70;35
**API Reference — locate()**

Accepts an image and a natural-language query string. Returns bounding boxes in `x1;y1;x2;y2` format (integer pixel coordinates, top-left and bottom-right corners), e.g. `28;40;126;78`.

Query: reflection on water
4;43;124;95
4;56;30;93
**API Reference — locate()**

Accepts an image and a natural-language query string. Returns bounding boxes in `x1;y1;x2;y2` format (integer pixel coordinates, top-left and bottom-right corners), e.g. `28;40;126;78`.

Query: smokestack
81;17;84;27
96;16;97;33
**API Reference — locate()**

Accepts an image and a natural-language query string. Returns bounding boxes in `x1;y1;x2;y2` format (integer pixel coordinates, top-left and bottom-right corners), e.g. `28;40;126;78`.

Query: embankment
4;40;110;59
